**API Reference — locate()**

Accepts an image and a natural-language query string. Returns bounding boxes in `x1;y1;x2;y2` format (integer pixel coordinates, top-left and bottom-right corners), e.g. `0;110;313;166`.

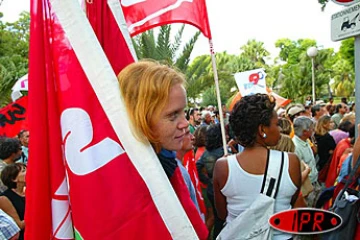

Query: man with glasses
187;108;201;134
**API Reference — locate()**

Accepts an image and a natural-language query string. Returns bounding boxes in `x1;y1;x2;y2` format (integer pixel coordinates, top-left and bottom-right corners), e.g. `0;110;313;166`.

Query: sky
0;0;346;62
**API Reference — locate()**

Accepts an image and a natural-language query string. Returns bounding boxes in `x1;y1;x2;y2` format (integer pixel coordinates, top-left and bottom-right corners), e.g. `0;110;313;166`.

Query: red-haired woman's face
151;84;189;151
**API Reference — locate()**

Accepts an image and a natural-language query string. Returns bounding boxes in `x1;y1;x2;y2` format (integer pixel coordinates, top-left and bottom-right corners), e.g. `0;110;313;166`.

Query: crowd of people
0;60;358;239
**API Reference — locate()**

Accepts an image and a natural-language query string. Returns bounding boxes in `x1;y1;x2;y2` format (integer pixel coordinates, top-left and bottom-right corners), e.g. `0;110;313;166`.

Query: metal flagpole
209;39;228;156
355;36;360;137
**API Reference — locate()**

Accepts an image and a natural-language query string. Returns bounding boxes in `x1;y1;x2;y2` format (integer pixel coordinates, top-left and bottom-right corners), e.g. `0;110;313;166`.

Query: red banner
26;0;206;239
121;0;212;38
0;96;28;137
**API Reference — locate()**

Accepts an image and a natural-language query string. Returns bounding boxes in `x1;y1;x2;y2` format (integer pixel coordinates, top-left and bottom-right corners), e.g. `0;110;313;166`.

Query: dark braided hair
230;94;276;147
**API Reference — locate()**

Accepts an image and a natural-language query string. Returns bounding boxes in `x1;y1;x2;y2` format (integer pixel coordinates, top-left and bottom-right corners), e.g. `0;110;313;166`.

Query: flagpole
107;0;138;61
208;39;228;156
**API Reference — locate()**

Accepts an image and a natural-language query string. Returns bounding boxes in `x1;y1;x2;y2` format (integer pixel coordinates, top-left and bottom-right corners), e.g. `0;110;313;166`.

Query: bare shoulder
214;156;230;189
287;152;301;188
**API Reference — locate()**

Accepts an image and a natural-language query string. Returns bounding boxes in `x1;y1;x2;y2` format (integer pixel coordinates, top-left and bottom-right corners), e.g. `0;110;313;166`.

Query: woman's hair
230;94;276;147
315;115;331;136
1;163;26;189
194;125;207;147
278;118;292;135
341;112;355;124
117;60;185;152
205;124;223;151
269;134;295;152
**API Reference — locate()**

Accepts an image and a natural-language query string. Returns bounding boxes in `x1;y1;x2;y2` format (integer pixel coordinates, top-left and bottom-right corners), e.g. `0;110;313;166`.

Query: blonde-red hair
118;60;185;152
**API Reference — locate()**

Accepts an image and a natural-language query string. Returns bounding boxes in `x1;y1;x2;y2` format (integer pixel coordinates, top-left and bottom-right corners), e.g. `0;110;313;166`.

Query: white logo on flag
61;108;125;176
123;0;194;32
120;0;147;7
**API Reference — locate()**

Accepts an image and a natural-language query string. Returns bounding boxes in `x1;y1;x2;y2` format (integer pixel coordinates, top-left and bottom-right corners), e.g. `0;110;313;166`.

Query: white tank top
221;150;297;239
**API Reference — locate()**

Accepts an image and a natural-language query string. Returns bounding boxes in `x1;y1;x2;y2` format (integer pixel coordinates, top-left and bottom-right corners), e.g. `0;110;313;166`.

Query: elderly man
201;110;213;126
293;116;320;207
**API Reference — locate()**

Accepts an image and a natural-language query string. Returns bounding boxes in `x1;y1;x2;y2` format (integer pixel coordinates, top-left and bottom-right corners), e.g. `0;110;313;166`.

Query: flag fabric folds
121;0;212;39
26;0;207;239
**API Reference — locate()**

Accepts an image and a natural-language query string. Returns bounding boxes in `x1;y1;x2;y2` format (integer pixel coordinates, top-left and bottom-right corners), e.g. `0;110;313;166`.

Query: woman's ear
258;124;265;138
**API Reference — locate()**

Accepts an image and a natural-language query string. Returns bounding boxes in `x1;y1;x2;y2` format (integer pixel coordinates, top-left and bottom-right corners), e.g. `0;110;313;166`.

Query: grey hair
293;116;314;138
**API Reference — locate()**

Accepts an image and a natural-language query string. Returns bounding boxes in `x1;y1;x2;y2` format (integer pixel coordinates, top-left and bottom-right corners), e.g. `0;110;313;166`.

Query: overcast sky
1;0;346;62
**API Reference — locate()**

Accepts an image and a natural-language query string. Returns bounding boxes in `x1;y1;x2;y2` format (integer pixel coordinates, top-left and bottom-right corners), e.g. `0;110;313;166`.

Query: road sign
331;3;360;41
332;0;360;6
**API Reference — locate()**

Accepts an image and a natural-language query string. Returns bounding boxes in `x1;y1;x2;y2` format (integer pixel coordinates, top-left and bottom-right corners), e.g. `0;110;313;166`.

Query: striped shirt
0;209;20;240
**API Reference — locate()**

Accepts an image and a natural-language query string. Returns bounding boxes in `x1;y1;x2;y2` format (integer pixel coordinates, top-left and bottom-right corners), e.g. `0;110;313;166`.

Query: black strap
260;149;270;194
274;152;284;199
261;150;284;199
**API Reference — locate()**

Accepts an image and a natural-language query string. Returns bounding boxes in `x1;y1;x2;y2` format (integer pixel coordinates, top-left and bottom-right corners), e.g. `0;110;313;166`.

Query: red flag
121;0;212;38
183;150;207;216
26;0;207;239
0;96;28;137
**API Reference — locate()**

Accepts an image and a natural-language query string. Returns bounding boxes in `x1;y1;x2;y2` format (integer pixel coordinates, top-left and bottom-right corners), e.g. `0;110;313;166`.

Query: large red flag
26;0;206;239
121;0;212;38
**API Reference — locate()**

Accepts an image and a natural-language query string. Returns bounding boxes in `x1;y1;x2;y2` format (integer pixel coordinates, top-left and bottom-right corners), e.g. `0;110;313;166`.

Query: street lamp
307;47;318;104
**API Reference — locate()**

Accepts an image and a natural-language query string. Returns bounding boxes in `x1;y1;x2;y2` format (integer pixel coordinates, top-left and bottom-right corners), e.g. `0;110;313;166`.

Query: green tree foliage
274;38;335;102
0;12;29;106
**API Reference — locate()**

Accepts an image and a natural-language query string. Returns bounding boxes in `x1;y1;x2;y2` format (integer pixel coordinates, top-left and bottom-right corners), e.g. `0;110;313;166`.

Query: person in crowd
175;127;200;211
192;125;214;232
213;94;303;240
349;102;355;113
117;60;208;239
311;104;325;122
278;117;292;136
196;124;224;239
326;104;335;116
304;105;312;118
221;104;230;126
207;105;215;114
314;115;336;172
341;97;348;105
194;126;207;162
0;209;20;240
0;138;23;193
17;130;29;165
325;125;355;188
331;103;347;129
0;163;26;240
269;134;312;200
201;110;213;126
286;104;306;138
330;120;353;144
187;108;201;134
293;116;321;207
341;112;355;125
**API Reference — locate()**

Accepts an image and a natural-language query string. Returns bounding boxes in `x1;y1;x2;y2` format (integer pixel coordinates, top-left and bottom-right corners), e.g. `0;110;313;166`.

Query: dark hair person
196;124;224;238
0;163;26;240
213;94;303;239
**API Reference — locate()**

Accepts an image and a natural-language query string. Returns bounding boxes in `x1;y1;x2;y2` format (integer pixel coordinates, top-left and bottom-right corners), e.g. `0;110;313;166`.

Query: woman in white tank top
213;94;306;240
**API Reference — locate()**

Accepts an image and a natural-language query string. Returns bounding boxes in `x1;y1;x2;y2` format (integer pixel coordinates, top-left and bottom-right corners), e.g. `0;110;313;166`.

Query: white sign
234;69;267;97
331;3;360;41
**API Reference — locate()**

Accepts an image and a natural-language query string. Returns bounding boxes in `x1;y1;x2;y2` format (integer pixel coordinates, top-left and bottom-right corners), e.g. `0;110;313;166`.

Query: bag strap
260;150;285;199
334;155;360;205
